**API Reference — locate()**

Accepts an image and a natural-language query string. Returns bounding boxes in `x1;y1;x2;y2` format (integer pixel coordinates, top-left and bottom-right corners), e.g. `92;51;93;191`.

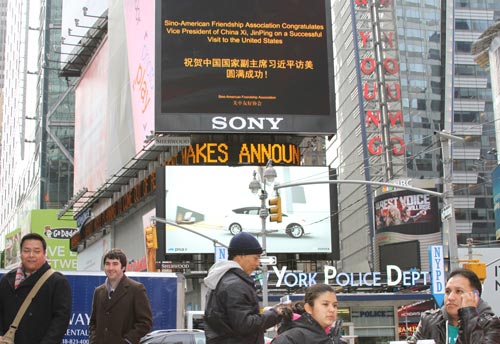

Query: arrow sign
260;256;277;266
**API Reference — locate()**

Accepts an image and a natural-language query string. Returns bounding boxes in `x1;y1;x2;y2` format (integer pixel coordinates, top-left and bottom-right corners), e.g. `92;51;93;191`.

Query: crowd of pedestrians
1;232;500;344
0;234;152;344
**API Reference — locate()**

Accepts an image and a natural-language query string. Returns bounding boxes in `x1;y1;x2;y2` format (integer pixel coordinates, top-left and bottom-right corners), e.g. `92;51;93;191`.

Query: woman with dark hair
272;284;347;344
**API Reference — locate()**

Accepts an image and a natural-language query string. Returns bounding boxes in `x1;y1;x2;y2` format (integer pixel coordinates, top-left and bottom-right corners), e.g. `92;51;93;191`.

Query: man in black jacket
204;232;281;344
0;233;71;344
409;268;500;344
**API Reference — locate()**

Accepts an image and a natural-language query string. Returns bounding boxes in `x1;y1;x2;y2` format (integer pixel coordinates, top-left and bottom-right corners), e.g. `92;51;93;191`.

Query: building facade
329;0;499;272
0;0;76;246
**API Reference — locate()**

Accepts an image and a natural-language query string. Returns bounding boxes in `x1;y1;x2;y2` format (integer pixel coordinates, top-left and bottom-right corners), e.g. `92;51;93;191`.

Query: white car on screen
224;206;306;238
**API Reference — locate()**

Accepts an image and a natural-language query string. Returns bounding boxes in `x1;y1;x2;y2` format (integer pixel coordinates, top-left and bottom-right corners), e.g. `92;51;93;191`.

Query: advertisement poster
0;271;178;344
124;0;155;152
3;228;21;268
30;209;79;271
374;188;441;271
165;165;332;254
374;190;439;235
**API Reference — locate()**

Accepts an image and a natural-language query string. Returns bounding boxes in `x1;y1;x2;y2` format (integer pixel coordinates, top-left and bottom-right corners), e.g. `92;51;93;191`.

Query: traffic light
269;196;282;223
145;225;158;249
462;260;487;283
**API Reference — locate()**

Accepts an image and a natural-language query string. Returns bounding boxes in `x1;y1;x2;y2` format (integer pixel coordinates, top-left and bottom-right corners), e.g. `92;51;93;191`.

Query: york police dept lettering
271;265;430;288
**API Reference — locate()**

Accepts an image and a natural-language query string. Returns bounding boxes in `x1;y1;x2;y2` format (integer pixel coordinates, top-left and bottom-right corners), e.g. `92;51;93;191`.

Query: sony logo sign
212;116;284;130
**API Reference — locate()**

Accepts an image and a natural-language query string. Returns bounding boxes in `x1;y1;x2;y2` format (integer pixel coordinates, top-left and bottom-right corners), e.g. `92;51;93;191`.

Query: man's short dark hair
103;248;127;271
448;268;482;296
21;233;47;251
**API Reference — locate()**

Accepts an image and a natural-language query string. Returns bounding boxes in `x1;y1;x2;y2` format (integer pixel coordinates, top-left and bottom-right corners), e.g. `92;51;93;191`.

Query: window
431;100;441;111
455;41;472;53
455;19;470;30
416;159;433;171
417;99;427;110
430;65;441;77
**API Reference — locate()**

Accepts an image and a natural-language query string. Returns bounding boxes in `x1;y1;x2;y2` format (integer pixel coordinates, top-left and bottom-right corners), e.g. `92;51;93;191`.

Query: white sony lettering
212;116;227;129
228;117;247;130
246;117;266;129
211;116;284;130
267;117;284;129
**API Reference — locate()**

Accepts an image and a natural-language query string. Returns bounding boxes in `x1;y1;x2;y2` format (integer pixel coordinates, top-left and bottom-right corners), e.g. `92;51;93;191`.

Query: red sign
355;0;405;157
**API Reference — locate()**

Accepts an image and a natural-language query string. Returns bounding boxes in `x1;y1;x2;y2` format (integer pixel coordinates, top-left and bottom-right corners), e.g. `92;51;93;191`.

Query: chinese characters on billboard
155;0;335;133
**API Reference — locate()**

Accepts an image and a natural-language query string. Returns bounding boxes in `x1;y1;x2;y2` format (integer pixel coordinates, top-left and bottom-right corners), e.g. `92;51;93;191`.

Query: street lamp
249;159;277;308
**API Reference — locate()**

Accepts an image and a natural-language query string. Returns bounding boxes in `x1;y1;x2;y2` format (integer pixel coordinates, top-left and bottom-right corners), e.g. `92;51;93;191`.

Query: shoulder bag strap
9;268;55;329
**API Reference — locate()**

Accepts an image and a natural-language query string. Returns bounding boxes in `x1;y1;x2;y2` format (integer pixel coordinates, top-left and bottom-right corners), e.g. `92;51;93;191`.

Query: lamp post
435;130;464;271
248;160;277;308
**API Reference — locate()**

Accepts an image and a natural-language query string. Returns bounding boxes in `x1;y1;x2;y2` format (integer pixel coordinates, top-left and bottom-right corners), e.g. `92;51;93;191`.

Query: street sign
441;204;452;221
162;262;190;270
260;256;277;266
215;245;228;263
155;136;191;146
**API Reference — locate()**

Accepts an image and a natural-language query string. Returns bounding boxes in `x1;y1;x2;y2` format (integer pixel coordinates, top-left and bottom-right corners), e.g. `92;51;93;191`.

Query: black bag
204;283;236;339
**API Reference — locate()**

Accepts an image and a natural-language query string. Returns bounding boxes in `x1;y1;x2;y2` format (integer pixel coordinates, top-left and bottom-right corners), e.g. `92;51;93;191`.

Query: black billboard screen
379;240;421;271
155;0;335;134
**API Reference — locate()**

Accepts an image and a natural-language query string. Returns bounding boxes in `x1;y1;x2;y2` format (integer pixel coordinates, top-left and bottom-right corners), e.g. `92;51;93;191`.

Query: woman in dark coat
272;284;347;344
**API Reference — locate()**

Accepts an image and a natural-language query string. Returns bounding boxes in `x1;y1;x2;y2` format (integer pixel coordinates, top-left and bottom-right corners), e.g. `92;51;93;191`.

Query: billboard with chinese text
155;0;335;134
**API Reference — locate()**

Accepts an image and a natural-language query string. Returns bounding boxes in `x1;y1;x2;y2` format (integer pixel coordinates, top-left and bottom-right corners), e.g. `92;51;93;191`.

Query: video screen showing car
164;165;333;254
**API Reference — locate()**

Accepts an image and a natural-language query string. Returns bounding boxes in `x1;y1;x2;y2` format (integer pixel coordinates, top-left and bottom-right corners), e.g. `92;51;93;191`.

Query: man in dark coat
89;248;153;344
204;232;282;344
408;268;500;344
0;233;71;344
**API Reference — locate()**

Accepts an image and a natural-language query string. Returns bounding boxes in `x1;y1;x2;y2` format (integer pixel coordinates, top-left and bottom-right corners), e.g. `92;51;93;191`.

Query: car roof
142;329;204;338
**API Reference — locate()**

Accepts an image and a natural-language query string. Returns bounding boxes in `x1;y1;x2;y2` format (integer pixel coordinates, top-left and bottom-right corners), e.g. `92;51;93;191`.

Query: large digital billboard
374;187;441;271
374;190;439;236
164;166;333;254
155;0;335;134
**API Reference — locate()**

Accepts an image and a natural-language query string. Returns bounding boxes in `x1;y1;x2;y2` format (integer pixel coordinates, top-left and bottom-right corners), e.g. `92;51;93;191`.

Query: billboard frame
154;0;336;134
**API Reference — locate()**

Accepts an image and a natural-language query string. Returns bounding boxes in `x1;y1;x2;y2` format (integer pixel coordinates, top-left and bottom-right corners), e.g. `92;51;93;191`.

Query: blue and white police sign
429;245;445;307
215;245;228;262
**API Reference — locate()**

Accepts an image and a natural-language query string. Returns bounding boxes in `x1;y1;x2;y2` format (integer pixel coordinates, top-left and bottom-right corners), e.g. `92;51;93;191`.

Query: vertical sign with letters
429;245;445;306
